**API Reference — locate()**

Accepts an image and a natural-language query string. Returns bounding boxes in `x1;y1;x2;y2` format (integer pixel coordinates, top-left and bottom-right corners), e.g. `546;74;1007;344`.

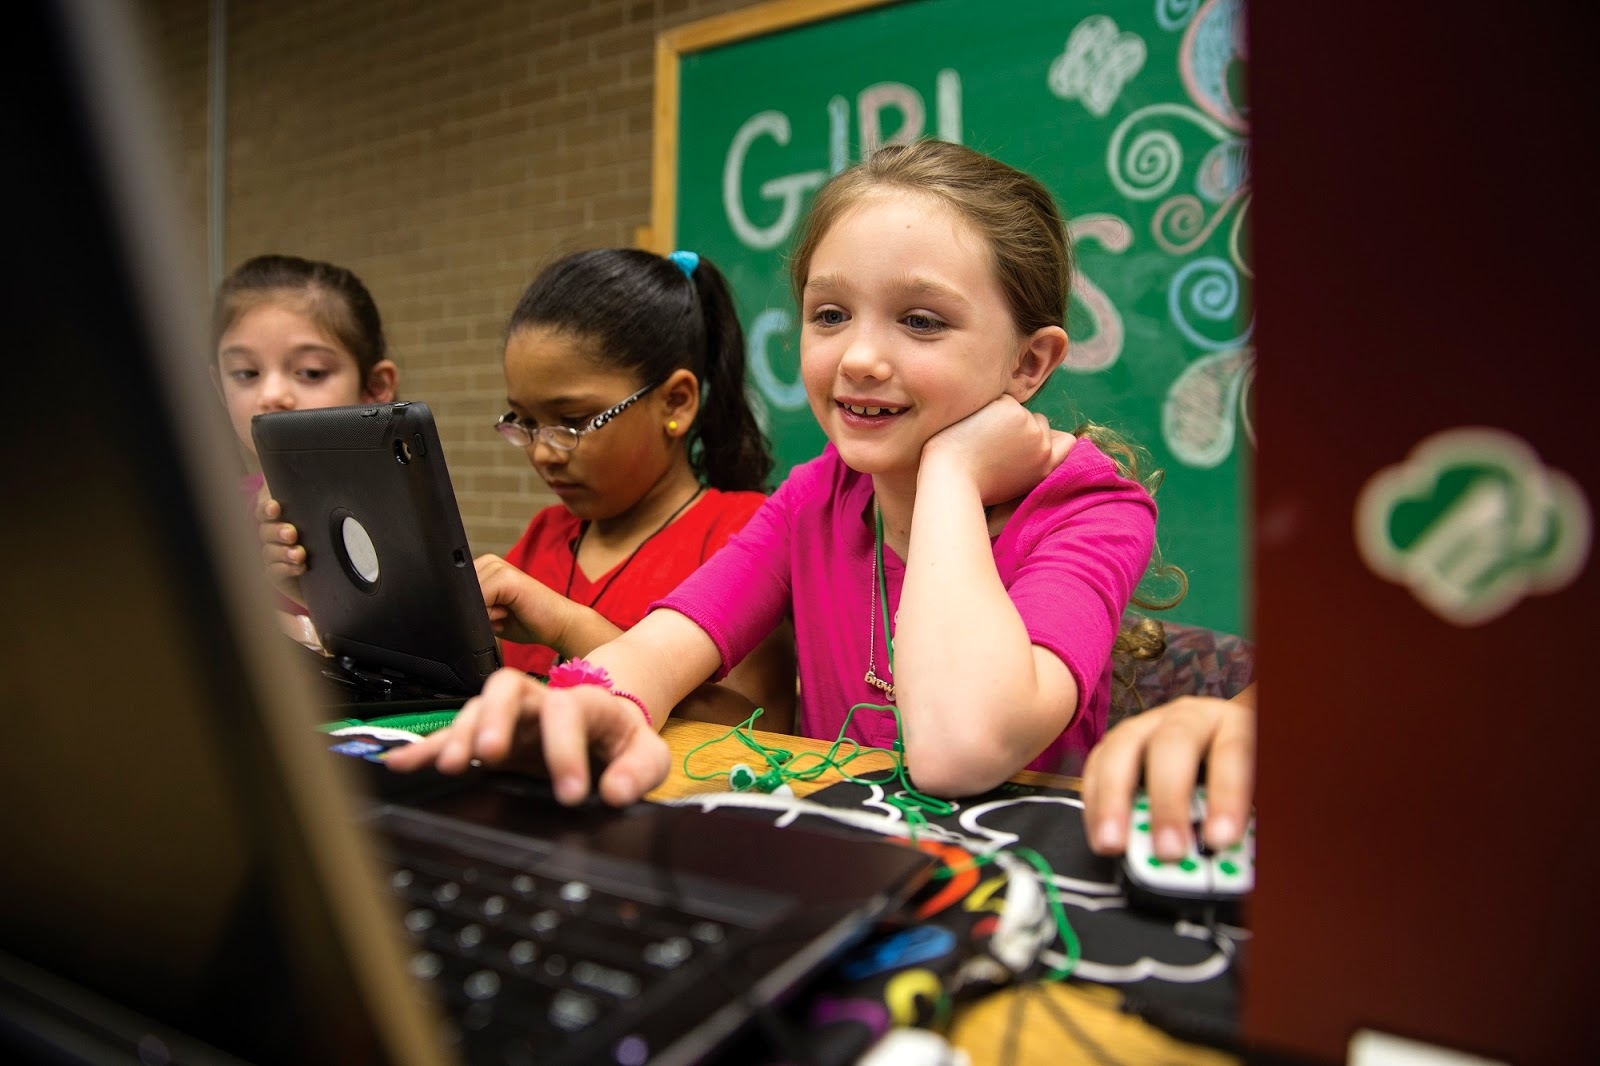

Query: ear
360;359;399;404
659;367;701;437
1006;325;1069;403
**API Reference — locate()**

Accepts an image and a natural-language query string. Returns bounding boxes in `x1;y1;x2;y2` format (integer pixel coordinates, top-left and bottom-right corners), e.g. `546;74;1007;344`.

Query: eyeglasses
493;380;658;451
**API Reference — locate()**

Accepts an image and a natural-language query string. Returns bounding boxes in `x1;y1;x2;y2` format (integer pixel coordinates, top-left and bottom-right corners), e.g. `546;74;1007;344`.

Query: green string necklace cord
1011;846;1085;981
877;501;894;678
680;702;953;822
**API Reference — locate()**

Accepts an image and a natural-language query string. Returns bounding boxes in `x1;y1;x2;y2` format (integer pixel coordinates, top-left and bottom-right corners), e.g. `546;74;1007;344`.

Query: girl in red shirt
480;248;792;726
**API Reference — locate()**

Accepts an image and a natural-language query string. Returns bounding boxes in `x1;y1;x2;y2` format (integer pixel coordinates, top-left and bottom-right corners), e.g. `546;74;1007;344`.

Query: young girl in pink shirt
390;141;1166;802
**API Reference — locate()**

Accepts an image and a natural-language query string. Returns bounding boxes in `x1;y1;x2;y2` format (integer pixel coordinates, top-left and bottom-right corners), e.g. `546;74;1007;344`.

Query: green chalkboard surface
653;0;1251;635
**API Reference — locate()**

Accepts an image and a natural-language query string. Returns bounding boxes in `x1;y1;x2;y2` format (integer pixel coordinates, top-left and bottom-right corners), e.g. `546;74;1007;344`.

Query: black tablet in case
252;401;501;695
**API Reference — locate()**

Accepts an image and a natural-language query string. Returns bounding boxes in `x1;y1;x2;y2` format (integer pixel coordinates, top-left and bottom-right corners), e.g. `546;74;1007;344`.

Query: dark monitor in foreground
0;1;434;1061
1247;2;1599;1063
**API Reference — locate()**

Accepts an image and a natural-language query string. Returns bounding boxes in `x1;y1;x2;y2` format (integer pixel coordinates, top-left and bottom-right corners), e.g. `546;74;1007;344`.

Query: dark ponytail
684;258;772;492
507;248;772;492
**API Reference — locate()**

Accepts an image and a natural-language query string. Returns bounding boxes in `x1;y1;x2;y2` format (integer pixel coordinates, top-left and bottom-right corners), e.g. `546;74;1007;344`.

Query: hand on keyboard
384;667;671;807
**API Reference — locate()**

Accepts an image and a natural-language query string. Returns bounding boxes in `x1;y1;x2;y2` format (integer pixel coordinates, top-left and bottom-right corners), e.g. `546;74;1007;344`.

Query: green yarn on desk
317;710;459;736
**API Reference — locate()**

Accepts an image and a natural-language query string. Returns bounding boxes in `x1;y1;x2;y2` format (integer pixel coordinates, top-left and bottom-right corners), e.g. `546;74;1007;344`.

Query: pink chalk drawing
1064;214;1133;373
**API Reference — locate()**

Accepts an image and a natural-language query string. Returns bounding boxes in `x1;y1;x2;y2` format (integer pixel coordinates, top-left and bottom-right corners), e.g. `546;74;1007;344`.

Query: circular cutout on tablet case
329;508;380;589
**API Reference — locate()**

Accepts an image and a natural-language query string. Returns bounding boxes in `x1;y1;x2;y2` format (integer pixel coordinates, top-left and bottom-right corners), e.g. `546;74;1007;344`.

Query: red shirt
500;488;767;676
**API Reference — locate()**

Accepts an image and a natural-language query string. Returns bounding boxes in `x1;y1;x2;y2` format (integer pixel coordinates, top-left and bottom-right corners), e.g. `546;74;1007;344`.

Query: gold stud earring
667;420;679;432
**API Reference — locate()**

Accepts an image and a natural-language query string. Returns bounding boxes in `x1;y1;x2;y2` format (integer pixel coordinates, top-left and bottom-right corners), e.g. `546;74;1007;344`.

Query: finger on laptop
382;724;449;772
383;669;527;775
537;683;670;807
383;700;481;775
594;718;671;807
254;488;307;574
1081;710;1157;855
456;668;545;769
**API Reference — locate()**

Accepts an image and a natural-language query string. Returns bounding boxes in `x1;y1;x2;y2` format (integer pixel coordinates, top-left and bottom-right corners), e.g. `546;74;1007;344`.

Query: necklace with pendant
864;499;896;702
563;484;703;622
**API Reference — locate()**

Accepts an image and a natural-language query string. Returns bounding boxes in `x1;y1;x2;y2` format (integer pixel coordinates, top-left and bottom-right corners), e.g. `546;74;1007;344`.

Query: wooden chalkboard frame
643;0;897;253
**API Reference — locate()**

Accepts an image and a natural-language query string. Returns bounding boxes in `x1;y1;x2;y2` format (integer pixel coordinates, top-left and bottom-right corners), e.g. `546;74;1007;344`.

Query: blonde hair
792;140;1187;665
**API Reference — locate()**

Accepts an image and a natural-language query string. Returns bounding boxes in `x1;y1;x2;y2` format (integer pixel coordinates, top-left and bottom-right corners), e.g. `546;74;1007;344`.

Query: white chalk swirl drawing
1164;346;1254;469
1096;0;1254;467
1048;15;1147;119
1041;0;1254;467
1107;0;1249;268
1108;107;1249;265
1163;257;1254;467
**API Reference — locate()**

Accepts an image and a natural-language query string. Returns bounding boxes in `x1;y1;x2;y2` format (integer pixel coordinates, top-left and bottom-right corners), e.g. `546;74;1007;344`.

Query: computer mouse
1120;786;1253;922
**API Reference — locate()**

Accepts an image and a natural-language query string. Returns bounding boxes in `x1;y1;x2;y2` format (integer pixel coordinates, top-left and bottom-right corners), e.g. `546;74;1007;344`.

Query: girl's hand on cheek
923;397;1074;505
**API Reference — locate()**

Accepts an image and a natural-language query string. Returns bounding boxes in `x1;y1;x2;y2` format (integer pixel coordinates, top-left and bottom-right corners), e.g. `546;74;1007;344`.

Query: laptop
0;3;933;1064
252;401;503;704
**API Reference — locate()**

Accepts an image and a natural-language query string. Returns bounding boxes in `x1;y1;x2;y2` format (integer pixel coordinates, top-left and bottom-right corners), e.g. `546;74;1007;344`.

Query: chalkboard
648;0;1251;635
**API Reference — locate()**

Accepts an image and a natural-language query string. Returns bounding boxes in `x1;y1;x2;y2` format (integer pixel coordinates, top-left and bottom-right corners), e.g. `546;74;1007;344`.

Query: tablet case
252;401;501;694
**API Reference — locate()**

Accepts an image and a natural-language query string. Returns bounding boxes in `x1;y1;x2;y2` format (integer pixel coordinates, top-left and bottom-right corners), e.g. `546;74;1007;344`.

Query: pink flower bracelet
546;659;652;726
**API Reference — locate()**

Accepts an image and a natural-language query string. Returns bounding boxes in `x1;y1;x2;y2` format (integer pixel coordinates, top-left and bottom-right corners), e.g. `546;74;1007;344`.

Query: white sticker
1348;1029;1507;1066
340;515;380;585
1354;427;1590;626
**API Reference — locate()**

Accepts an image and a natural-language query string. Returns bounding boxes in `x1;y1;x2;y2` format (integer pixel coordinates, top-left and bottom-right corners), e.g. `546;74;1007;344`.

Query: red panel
1245;2;1600;1063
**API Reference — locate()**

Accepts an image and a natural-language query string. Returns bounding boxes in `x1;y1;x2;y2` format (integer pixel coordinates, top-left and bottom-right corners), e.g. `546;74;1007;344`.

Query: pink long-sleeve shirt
655;439;1157;774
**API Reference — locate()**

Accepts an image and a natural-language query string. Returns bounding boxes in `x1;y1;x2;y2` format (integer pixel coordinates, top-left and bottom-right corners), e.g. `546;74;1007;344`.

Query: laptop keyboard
377;814;758;1065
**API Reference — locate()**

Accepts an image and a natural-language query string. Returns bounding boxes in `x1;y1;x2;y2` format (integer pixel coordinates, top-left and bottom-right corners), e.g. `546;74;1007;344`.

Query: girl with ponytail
477;248;793;723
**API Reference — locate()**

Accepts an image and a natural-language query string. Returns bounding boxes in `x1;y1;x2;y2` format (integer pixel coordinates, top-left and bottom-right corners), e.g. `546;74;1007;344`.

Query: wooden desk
646;719;899;801
648;719;1077;801
650;720;1237;1066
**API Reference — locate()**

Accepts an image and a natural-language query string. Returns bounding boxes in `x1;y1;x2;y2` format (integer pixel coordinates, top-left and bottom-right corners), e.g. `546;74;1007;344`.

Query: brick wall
144;0;764;553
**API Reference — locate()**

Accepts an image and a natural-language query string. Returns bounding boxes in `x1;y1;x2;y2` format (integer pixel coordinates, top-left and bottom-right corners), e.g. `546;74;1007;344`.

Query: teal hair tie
667;250;700;278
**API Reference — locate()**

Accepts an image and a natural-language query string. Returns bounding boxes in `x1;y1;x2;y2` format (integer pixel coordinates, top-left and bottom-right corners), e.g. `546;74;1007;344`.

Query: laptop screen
1245;3;1599;1063
0;2;440;1062
1;11;937;1066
